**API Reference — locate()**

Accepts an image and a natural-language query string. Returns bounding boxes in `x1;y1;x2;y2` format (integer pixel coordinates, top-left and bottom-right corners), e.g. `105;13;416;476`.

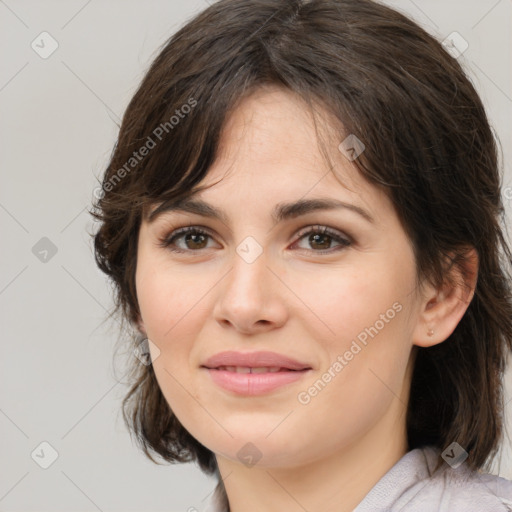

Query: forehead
204;86;366;193
196;87;384;210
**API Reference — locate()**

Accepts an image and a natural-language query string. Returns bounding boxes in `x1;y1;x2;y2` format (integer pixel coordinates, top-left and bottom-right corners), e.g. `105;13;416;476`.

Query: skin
135;85;478;512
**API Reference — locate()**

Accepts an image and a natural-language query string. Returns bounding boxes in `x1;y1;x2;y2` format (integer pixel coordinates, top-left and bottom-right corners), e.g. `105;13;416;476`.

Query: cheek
135;256;208;388
293;254;411;343
136;258;204;340
136;266;202;428
294;247;416;401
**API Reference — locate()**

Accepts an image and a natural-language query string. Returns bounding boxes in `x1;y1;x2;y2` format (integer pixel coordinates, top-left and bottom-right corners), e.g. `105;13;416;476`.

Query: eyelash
157;225;352;255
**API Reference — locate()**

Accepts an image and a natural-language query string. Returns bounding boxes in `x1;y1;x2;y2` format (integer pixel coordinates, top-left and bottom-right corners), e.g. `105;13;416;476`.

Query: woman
91;0;512;510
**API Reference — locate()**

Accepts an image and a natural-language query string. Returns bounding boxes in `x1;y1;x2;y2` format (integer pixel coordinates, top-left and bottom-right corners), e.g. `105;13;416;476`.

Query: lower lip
203;368;311;395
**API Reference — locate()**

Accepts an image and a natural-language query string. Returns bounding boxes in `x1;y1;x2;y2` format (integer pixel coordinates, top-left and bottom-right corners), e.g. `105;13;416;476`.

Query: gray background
1;1;511;511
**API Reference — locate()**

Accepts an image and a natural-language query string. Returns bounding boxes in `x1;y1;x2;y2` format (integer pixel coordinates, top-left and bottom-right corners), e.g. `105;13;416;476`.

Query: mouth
200;350;313;395
201;365;312;395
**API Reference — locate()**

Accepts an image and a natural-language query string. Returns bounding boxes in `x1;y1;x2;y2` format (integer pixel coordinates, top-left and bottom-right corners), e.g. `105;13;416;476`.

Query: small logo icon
31;31;59;59
338;134;365;161
442;32;468;59
133;338;160;365
237;442;262;468
441;441;468;469
236;236;263;264
32;237;58;263
93;186;105;200
31;441;59;469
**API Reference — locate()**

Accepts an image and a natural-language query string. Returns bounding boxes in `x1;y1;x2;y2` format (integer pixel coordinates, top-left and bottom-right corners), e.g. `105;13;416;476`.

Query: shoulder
355;445;512;512
417;447;512;512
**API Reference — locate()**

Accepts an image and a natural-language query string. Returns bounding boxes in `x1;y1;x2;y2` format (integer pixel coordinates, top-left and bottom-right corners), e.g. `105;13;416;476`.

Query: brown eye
293;225;352;253
159;227;214;252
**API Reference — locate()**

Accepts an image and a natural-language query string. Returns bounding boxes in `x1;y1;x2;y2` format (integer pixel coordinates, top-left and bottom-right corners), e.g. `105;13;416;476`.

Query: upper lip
201;351;312;371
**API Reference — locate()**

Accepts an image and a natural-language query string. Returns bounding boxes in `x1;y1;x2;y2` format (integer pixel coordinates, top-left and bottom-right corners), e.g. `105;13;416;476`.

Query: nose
213;247;288;335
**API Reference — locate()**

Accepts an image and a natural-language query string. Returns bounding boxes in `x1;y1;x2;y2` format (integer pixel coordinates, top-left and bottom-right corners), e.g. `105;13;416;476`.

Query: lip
203;367;311;395
200;351;312;396
201;350;312;371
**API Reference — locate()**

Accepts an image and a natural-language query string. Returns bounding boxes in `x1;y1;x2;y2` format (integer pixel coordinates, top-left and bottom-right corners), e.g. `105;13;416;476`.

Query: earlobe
413;248;478;348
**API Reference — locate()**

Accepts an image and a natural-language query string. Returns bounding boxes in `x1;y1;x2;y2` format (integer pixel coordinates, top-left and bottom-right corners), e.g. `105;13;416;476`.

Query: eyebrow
147;196;375;225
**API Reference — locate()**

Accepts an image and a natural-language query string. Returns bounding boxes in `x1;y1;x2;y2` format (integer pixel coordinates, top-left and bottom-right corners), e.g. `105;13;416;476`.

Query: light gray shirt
203;446;512;511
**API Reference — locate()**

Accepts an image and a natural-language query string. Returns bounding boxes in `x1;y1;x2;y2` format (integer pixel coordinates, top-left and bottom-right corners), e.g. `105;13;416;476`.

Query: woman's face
135;86;424;468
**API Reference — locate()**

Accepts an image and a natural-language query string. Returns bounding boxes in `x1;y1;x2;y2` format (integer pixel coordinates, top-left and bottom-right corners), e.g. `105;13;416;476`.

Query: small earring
427;328;435;337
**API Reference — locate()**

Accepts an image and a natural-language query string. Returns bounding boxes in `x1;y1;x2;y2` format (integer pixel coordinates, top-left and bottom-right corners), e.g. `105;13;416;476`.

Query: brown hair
90;0;512;506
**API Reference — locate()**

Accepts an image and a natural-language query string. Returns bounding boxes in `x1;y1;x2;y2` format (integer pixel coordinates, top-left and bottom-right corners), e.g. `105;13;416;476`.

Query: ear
412;247;478;348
